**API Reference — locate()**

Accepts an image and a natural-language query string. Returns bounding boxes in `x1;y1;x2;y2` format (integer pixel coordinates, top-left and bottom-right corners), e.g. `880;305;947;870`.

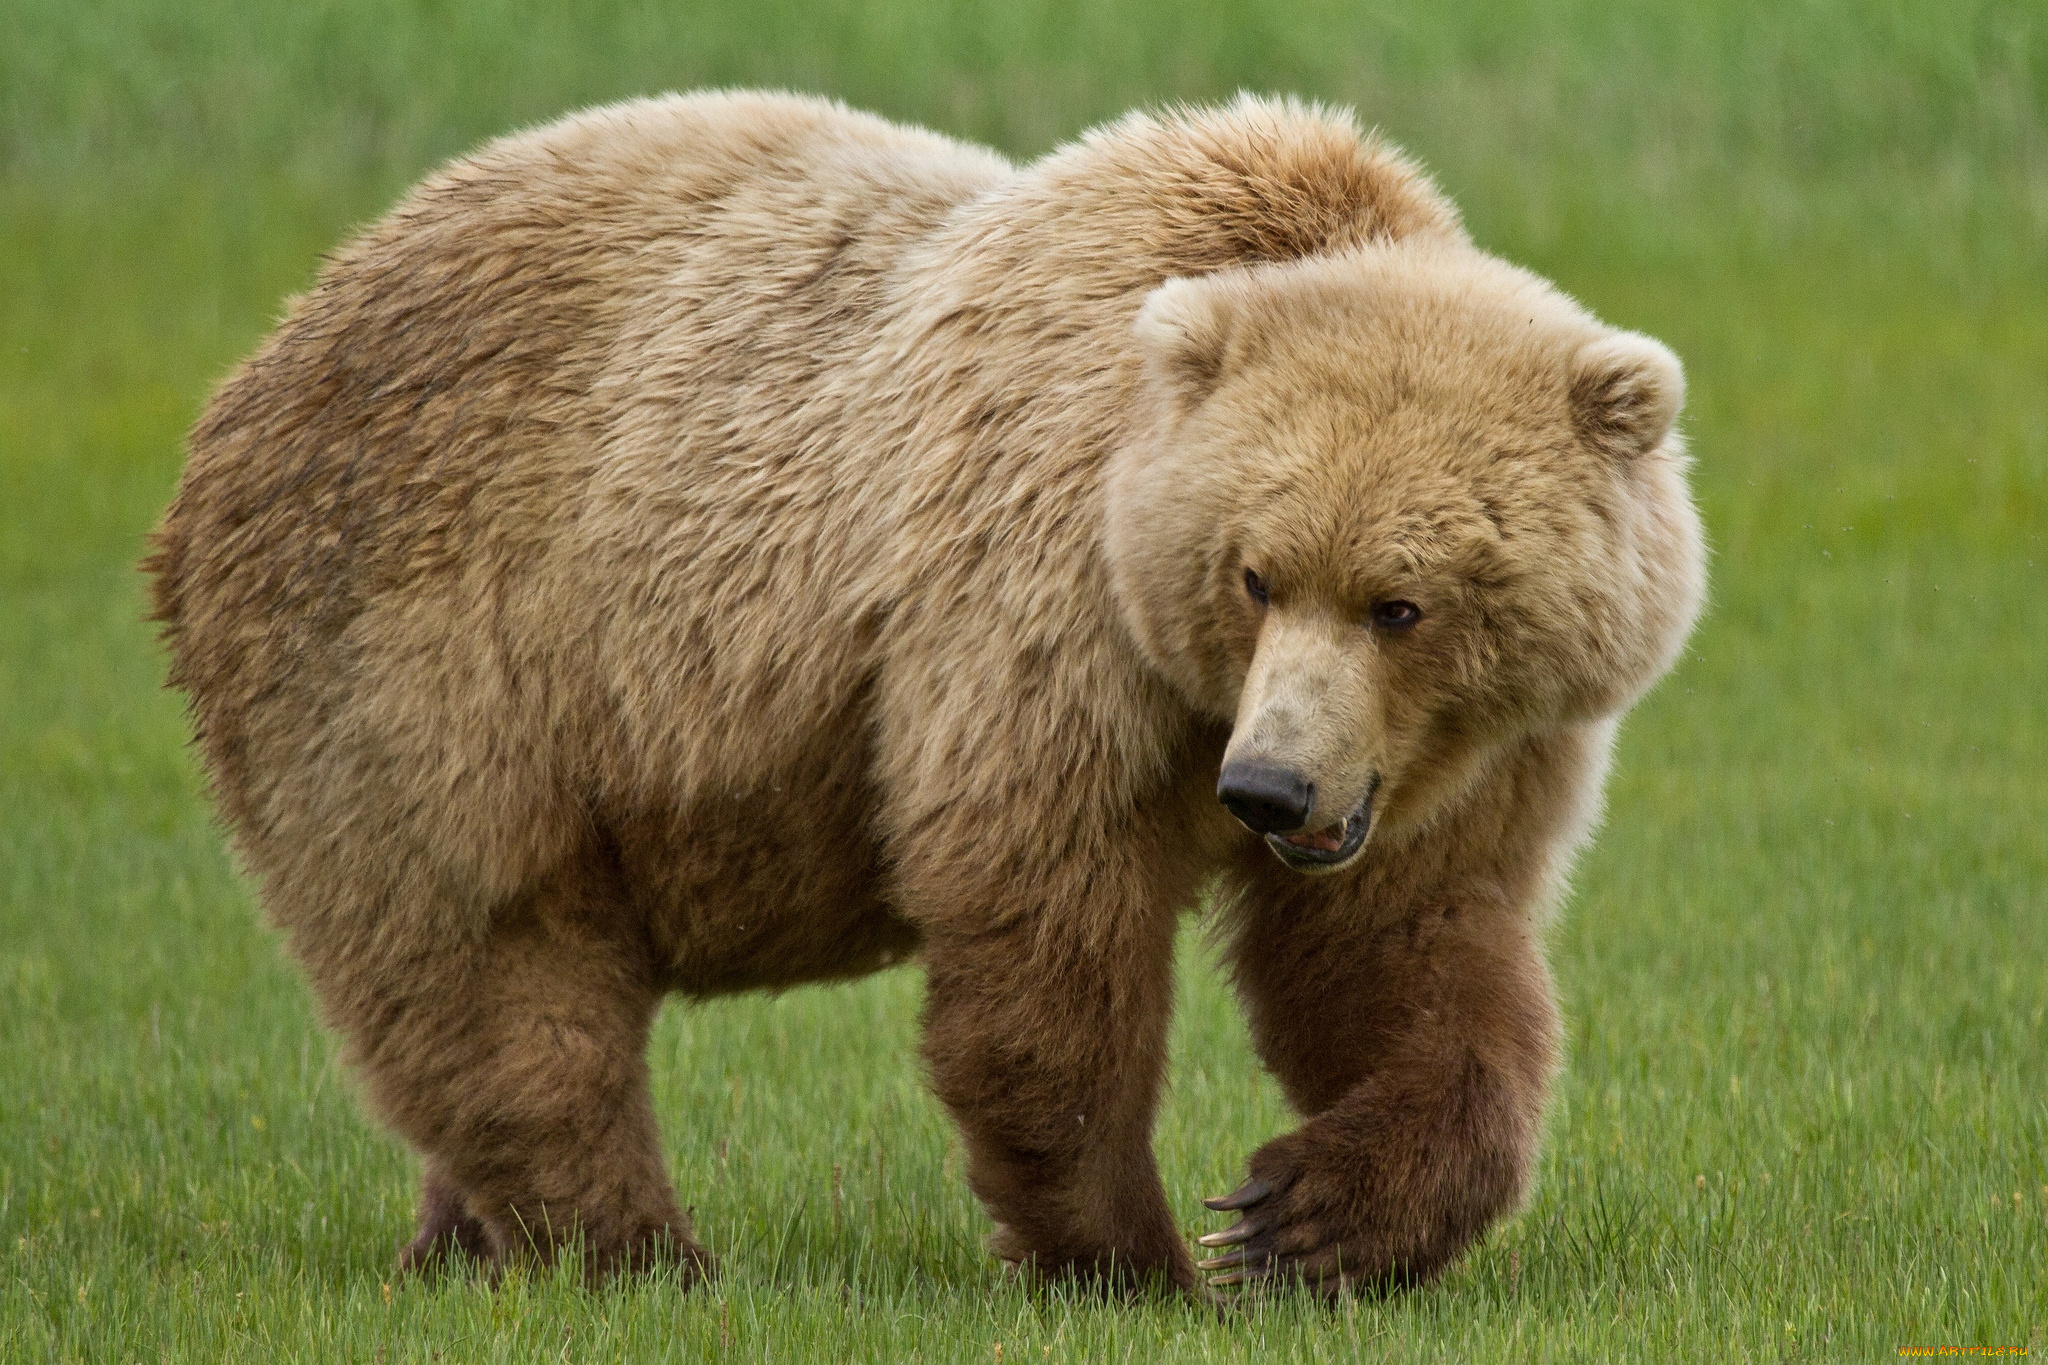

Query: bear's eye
1243;568;1269;606
1370;599;1422;631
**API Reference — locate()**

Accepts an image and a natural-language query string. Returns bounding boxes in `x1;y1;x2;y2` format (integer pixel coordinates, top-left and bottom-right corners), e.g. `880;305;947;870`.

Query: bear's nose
1216;762;1314;835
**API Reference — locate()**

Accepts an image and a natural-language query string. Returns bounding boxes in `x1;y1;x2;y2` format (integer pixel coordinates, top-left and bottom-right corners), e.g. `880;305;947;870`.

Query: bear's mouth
1265;778;1377;873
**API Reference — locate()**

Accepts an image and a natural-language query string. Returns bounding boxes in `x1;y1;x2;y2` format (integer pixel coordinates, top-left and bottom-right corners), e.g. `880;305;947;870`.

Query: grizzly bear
147;91;1704;1297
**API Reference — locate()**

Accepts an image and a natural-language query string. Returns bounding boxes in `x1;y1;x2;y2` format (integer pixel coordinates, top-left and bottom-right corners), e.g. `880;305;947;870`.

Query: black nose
1217;762;1314;834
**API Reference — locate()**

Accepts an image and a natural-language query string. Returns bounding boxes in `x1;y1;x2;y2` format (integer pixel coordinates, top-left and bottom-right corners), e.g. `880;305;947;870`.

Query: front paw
987;1221;1204;1298
1194;1136;1469;1297
987;1220;1035;1269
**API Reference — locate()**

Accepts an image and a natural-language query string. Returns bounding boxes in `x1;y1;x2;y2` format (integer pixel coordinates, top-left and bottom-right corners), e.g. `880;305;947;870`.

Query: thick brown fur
147;91;1704;1296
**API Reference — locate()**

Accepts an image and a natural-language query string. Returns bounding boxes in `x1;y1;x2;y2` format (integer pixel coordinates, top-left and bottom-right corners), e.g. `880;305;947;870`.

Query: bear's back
153;91;1008;663
148;92;1011;849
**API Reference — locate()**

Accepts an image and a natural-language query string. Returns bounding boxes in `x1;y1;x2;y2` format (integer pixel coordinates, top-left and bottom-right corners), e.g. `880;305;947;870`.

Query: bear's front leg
875;638;1228;1295
918;899;1197;1294
1201;844;1560;1296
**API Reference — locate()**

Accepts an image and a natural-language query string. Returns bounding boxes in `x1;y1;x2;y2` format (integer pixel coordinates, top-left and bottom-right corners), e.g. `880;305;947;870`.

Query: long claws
1196;1219;1253;1248
1203;1177;1270;1212
1200;1175;1272;1291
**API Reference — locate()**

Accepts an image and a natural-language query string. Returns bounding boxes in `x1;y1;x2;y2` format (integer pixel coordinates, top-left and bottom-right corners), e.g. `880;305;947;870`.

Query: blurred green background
2;2;2043;1360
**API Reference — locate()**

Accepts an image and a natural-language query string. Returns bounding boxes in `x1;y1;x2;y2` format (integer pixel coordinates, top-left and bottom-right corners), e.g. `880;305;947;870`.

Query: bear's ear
1570;331;1684;460
1133;275;1247;410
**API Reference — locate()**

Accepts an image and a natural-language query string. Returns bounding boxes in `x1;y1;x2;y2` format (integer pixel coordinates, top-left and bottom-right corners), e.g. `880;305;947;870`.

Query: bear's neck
912;98;1460;319
865;98;1462;493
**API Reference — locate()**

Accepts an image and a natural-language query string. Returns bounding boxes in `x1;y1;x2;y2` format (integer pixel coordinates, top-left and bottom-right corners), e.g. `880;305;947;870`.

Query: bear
146;90;1705;1298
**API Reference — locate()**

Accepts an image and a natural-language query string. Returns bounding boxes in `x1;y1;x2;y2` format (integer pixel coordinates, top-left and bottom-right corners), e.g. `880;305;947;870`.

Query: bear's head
1106;237;1705;874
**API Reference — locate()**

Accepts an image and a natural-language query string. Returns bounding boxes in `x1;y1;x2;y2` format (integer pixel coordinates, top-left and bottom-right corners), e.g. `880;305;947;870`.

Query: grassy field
3;1;2045;1359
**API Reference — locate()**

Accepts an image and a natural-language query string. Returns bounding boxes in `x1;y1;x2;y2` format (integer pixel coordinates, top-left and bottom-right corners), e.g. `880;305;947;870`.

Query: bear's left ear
1133;275;1250;410
1570;331;1685;460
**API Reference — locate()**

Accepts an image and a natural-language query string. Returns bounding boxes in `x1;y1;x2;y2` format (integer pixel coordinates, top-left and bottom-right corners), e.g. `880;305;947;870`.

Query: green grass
3;1;2045;1359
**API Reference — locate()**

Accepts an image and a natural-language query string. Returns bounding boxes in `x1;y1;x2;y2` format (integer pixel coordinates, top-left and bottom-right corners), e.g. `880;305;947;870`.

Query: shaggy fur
147;91;1705;1296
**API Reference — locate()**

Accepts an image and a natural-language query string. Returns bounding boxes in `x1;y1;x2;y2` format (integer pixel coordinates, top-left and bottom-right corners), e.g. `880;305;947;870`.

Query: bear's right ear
1570;330;1685;461
1133;275;1247;410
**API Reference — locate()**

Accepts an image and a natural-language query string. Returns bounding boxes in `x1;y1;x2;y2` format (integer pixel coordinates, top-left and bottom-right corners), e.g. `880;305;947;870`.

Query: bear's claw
1195;1176;1293;1291
1201;1177;1271;1212
1196;1175;1285;1289
1196;1218;1255;1250
1195;1157;1356;1297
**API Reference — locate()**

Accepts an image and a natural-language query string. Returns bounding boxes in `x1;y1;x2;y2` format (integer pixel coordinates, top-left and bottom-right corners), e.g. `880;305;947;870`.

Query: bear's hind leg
333;870;711;1285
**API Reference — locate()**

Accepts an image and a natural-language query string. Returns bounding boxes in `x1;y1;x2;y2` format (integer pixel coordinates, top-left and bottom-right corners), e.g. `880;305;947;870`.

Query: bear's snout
1216;760;1315;834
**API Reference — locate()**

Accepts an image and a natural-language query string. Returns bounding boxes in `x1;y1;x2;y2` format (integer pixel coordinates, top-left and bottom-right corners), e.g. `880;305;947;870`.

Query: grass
2;0;2045;1359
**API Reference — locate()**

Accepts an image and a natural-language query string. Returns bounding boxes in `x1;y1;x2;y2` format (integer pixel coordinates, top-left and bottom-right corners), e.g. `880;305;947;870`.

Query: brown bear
147;91;1704;1298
